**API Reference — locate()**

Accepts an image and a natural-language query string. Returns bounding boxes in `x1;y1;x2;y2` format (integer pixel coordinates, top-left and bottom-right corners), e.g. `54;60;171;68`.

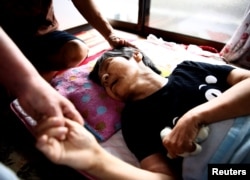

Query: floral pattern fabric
220;6;250;69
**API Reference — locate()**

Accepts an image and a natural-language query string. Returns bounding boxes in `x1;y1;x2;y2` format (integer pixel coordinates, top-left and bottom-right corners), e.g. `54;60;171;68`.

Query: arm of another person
163;67;250;158
36;117;174;180
0;27;83;131
71;0;135;48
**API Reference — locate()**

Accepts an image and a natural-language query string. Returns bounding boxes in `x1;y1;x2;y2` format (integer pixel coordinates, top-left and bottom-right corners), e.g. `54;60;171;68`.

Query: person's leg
0;162;19;180
31;31;89;81
49;38;89;69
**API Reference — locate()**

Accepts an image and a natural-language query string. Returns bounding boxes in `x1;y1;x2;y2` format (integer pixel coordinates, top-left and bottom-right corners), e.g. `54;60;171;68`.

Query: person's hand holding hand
17;78;83;138
36;117;100;170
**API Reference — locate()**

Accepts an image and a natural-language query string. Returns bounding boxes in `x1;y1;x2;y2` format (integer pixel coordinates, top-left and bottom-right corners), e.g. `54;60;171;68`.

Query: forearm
85;146;172;180
72;0;114;40
0;27;45;97
188;78;250;126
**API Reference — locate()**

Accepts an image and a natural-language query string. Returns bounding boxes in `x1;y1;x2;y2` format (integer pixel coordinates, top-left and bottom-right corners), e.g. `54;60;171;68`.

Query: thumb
36;135;58;160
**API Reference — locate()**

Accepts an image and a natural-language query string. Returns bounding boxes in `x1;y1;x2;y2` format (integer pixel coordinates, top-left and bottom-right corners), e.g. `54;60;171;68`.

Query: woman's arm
188;68;250;125
72;0;113;40
71;0;135;48
163;68;250;158
36;118;174;180
0;27;42;96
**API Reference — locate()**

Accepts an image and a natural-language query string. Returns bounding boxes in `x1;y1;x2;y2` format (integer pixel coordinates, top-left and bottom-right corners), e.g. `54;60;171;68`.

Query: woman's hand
17;77;84;136
108;34;137;48
162;111;201;158
36;117;99;170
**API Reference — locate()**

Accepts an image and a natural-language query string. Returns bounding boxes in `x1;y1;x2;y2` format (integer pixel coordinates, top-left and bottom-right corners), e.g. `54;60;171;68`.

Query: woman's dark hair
89;47;161;85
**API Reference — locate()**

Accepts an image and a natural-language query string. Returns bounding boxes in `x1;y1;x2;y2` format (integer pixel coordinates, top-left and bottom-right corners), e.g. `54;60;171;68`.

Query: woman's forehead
102;56;127;65
98;57;112;75
100;57;112;69
99;56;130;71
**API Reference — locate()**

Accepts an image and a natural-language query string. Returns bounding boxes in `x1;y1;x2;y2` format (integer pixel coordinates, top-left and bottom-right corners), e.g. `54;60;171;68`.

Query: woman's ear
133;50;143;62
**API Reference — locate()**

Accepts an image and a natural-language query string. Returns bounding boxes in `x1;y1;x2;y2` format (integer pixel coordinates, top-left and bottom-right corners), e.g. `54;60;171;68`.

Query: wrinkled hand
36;117;99;170
162;112;200;159
17;79;83;137
108;34;137;48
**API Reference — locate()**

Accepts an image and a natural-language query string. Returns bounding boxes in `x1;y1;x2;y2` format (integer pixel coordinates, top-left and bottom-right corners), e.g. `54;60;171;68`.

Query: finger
35;117;63;132
126;41;137;48
119;39;136;48
64;118;88;138
36;135;59;162
189;143;202;155
36;134;48;149
62;103;84;125
110;36;136;48
36;134;52;154
178;143;202;157
167;153;175;159
64;118;81;130
65;111;84;125
43;126;68;140
166;148;179;159
34;117;65;138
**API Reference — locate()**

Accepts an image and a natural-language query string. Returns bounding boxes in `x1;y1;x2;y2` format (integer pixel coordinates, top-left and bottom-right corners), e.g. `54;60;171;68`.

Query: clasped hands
34;116;100;171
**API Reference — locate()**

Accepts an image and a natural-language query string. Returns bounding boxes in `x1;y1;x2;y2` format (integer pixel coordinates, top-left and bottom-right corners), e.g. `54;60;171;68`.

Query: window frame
68;0;226;51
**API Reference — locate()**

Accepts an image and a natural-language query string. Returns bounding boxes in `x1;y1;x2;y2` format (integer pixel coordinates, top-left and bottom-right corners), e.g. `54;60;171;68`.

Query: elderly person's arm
163;67;250;158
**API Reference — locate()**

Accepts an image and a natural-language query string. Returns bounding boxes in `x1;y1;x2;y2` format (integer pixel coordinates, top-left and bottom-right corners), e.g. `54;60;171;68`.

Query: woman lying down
36;47;250;180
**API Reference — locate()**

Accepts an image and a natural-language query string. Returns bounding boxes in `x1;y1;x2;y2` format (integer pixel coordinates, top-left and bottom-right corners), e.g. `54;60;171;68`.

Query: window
54;0;87;30
95;0;139;23
58;0;249;49
149;0;250;43
96;0;249;45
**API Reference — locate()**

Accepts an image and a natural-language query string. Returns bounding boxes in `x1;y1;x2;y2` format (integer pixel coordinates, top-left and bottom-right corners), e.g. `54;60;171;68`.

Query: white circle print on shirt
199;75;222;101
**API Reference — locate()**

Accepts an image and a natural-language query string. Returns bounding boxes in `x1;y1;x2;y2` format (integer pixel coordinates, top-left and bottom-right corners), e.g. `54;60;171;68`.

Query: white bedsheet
100;130;140;167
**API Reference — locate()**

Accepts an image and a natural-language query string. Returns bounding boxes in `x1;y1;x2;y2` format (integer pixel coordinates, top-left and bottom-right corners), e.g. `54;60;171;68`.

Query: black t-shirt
121;61;234;162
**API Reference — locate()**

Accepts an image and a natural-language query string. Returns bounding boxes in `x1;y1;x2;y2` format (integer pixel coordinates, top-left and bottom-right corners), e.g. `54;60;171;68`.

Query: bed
10;33;250;179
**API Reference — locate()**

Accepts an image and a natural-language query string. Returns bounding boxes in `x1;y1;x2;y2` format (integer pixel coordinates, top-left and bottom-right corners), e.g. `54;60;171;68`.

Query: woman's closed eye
111;79;118;90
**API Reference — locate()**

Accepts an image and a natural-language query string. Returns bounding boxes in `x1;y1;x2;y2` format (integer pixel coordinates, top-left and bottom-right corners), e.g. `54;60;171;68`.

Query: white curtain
220;5;250;69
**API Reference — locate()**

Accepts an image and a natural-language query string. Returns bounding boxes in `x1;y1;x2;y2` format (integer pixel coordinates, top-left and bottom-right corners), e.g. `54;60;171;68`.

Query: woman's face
98;56;138;101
